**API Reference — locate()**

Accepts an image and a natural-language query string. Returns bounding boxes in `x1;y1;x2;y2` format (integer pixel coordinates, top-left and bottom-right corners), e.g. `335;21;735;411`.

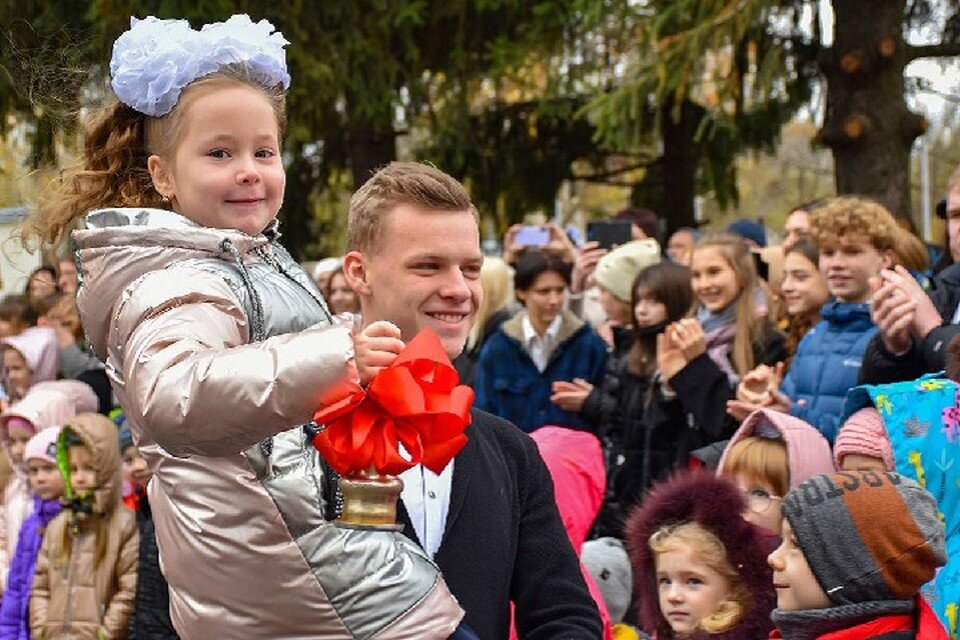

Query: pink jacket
73;208;461;639
718;408;835;490
526;426;614;640
0;327;59;394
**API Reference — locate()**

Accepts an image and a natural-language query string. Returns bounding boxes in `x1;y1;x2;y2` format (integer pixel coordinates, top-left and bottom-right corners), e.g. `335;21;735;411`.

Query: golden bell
337;471;404;530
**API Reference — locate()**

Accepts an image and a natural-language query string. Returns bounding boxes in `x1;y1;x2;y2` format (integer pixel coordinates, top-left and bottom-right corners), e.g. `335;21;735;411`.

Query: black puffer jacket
859;263;960;385
129;495;179;640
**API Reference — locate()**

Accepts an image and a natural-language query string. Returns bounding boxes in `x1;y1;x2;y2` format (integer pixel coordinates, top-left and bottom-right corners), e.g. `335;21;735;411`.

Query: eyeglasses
745;488;782;514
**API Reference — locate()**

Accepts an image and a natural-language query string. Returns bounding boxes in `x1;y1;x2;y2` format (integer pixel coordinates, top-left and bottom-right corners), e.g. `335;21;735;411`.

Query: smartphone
514;225;551;247
587;220;633;250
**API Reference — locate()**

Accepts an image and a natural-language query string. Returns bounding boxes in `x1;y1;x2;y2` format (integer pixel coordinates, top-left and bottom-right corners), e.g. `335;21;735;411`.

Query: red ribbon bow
312;329;474;476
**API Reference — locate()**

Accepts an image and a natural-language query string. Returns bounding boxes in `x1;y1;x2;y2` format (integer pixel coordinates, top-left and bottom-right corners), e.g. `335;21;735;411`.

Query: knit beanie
24;426;61;466
781;471;945;606
582;537;632;623
727;219;767;248
593;239;661;302
833;408;894;471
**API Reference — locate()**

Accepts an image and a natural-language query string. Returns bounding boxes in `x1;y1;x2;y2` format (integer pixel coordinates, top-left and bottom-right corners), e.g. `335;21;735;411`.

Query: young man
768;471;947;639
731;197;896;443
341;162;602;640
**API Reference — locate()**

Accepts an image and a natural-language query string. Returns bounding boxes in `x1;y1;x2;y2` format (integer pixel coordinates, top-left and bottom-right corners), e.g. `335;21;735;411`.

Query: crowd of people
0;10;956;640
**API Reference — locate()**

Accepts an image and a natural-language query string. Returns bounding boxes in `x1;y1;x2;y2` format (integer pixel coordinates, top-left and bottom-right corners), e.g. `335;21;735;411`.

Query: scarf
771;600;915;640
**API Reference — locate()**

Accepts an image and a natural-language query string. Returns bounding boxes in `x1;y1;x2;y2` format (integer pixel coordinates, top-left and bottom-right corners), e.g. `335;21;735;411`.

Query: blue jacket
474;310;608;433
0;497;61;640
781;301;876;443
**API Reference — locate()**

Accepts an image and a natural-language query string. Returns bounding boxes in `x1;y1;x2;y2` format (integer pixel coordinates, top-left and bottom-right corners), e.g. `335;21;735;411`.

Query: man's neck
529;314;552;337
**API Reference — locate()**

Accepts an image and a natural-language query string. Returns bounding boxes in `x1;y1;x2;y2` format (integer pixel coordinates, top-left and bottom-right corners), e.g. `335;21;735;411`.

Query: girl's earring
160;192;171;203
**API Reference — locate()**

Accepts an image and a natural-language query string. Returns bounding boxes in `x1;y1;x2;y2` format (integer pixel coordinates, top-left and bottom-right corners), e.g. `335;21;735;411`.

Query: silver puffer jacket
73;209;462;639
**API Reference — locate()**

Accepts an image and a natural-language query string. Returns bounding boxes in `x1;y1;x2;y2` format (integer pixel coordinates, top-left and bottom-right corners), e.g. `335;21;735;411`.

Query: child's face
3;348;31;399
598;286;631;325
68;444;97;495
27;458;65;501
634;286;668;328
655;540;732;637
730;473;783;534
148;85;285;237
690;247;740;313
5;423;34;466
768;518;831;611
839;453;888;472
0;317;26;339
121;445;151;488
818;234;892;304
28;271;57;300
781;252;829;317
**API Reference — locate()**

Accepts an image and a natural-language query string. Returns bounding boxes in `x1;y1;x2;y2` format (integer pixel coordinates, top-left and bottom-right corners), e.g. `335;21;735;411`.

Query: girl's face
656;540;732;637
6;423;34;466
28;271;57;300
598;286;631;325
731;473;783;534
68;444;97;495
149;85;285;237
27;458;65;501
327;272;360;315
121;445;152;489
634;286;668;328
781;252;829;317
690;247;740;313
3;348;31;399
517;271;566;331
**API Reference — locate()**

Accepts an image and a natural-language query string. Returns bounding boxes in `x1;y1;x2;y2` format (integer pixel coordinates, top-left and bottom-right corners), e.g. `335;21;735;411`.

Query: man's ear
342;251;371;296
147;154;172;200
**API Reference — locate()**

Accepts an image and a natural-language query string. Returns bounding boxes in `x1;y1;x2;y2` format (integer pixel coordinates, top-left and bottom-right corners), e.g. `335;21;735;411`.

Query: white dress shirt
399;460;454;559
522;312;563;372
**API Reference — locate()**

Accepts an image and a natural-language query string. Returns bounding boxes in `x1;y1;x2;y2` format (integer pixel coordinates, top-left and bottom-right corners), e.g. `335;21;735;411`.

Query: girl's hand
352;321;405;386
672;318;706;361
550;378;594;412
657;327;688;381
570;241;607;293
737;364;777;405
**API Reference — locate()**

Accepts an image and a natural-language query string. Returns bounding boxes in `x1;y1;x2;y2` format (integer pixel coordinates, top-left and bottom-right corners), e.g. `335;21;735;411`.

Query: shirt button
428;491;437;499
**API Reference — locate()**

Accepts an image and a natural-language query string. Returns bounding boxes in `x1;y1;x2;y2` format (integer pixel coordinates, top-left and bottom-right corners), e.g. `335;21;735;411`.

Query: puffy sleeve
111;264;360;457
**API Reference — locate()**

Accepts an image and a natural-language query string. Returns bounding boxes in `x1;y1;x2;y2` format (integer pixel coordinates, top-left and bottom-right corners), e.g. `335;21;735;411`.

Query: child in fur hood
768;471;946;640
625;468;777;639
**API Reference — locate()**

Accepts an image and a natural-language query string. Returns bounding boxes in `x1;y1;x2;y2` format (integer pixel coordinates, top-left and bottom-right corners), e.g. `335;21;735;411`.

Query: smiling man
342;162;602;640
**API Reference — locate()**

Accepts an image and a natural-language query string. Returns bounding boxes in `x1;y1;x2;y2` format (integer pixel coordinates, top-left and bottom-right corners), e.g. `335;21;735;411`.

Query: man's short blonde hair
948;164;960;192
347;162;478;253
809;196;898;252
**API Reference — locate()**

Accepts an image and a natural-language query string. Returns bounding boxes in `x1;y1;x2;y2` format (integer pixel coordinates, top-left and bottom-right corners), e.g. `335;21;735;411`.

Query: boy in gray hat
767;470;947;639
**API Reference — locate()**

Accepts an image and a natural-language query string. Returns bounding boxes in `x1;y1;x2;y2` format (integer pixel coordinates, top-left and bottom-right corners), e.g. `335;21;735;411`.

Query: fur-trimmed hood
624;468;778;640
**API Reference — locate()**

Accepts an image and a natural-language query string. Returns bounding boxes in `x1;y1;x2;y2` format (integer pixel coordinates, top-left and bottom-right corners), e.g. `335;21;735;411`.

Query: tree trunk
347;117;397;190
820;0;924;217
278;142;315;262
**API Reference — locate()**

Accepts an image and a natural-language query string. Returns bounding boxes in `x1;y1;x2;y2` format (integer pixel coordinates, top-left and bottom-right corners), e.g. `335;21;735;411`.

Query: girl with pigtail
26;15;462;638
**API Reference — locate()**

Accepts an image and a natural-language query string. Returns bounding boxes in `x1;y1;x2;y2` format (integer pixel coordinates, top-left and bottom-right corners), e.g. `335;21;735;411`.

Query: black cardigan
398;409;602;640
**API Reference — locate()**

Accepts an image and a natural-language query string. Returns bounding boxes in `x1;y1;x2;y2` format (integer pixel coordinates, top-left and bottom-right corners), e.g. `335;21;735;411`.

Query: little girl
25;14;459;637
656;233;786;441
626;469;777;639
0;426;63;640
0;327;59;405
30;414;138;640
716;408;834;533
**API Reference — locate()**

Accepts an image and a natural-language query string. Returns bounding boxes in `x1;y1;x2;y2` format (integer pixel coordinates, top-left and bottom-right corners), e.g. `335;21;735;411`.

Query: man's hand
542;222;578;264
353;321;405;386
550;378;595;412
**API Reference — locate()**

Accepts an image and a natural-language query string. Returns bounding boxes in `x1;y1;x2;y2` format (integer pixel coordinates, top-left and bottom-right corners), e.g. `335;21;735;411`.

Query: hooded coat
0;385;81;592
0;327;60;396
624;469;778;640
717;408;835;491
72;208;460;638
30;413;139;640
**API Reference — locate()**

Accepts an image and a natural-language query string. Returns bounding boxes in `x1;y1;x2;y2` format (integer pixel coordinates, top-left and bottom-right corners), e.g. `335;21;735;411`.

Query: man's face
818;234;891;304
345;204;484;358
667;230;695;265
783;210;810;251
947;188;960;263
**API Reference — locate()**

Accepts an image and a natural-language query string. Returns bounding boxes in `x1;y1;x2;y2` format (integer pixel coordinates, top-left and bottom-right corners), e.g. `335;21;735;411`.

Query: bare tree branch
906;42;960;62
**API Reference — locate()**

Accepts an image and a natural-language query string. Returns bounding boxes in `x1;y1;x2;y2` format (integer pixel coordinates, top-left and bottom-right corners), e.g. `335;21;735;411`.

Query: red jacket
770;597;947;640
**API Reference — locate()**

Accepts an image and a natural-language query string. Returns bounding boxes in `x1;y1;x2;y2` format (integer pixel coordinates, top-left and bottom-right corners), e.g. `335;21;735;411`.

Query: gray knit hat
782;471;945;606
581;537;632;623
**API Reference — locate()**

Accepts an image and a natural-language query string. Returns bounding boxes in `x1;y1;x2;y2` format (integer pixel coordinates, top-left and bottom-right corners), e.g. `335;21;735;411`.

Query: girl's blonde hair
649;522;751;634
692;233;763;375
719;435;789;498
467;257;512;351
26;64;287;247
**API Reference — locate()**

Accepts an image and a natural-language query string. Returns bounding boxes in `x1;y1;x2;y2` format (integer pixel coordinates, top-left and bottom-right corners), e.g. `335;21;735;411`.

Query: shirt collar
522;312;562;344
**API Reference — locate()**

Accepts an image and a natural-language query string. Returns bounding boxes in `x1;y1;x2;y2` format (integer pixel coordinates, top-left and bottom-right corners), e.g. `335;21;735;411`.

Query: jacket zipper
62;524;80;639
